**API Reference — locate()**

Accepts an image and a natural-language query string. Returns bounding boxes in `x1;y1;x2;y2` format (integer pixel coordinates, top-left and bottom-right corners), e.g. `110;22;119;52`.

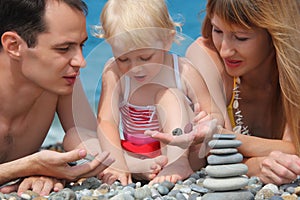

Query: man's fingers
17;180;33;195
72;151;114;178
82;156;115;178
53;181;64;192
0;183;19;194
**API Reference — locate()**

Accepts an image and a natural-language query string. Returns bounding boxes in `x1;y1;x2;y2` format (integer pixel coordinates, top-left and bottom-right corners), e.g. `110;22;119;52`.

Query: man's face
20;1;88;95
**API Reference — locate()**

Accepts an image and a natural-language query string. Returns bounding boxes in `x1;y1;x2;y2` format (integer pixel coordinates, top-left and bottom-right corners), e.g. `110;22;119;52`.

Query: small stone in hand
184;122;193;133
172;128;183;136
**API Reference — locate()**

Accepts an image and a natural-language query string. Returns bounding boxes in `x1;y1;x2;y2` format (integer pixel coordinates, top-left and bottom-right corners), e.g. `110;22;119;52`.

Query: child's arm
150;88;194;184
97;62;132;185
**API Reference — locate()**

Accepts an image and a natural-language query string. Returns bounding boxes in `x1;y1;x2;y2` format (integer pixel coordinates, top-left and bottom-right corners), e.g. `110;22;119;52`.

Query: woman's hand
258;151;300;185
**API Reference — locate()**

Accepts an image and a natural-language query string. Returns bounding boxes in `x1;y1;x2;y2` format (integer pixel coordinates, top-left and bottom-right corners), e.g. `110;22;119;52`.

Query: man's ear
1;32;24;59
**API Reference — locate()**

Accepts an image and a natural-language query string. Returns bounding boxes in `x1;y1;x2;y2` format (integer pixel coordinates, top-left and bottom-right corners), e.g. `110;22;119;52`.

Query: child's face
114;48;165;83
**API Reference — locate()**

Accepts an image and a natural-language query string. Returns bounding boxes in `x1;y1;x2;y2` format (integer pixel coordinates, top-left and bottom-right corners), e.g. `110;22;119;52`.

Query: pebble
172;128;183;136
205;163;248;177
202;190;254;200
208;139;242;148
207;153;243;164
212;134;236;140
209;148;238;154
203;176;249;191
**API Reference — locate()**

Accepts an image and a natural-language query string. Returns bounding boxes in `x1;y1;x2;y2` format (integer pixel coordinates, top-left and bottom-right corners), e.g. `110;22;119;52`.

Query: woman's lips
224;59;242;68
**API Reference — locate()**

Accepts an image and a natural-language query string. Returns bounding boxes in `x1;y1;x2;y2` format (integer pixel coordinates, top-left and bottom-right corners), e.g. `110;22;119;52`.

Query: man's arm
0;148;113;185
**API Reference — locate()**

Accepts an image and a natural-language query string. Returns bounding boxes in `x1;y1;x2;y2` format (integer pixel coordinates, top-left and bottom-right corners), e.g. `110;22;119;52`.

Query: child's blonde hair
95;0;182;53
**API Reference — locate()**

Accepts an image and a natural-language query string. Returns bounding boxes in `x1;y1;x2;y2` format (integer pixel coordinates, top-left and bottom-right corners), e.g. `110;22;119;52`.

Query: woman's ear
1;32;24;59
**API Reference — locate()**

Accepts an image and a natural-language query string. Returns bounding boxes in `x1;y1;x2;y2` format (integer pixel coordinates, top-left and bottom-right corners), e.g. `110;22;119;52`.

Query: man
0;0;113;195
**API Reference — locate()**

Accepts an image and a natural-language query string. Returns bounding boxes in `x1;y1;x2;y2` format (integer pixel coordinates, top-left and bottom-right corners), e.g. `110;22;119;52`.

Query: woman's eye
212;27;222;34
235;36;248;41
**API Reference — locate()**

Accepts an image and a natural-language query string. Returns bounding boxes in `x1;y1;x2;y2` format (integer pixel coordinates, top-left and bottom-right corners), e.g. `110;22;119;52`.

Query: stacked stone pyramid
202;134;254;200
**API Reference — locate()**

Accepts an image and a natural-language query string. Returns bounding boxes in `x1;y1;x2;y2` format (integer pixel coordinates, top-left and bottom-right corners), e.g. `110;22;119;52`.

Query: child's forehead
110;40;165;58
117;48;156;57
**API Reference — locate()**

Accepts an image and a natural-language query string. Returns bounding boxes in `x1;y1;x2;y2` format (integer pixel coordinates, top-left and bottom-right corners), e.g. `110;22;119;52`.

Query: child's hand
144;129;195;149
145;118;218;148
98;167;132;186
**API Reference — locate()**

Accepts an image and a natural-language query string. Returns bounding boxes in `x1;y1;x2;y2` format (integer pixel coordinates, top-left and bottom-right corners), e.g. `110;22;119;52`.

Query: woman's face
211;14;275;77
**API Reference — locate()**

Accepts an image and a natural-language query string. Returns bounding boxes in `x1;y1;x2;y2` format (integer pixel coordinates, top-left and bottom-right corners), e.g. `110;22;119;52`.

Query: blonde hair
95;0;182;52
202;0;300;154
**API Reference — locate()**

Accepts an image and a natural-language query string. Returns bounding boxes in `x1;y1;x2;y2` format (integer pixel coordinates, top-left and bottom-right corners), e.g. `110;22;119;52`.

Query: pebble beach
2;171;300;200
2;139;300;200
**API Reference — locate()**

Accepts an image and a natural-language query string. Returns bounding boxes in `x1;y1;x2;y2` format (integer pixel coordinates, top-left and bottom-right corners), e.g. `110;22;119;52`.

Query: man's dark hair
0;0;88;50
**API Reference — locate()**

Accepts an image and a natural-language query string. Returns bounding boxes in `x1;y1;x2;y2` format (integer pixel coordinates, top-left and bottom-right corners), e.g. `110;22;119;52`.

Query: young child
96;0;224;184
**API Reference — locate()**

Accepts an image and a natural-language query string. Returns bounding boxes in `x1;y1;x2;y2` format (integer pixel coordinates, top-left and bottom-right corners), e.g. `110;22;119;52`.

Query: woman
148;0;300;185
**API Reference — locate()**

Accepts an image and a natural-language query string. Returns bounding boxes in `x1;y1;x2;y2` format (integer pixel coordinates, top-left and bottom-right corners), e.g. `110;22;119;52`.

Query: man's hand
34;149;115;181
20;176;64;196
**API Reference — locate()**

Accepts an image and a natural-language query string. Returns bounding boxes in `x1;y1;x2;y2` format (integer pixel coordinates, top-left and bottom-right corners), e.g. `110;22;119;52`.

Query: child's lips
134;75;146;82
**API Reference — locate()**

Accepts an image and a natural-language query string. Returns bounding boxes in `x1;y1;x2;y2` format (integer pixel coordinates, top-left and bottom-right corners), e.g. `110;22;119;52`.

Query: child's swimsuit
119;54;191;158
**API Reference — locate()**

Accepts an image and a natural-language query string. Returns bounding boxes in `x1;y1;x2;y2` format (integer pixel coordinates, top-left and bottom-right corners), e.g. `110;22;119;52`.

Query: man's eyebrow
53;37;88;47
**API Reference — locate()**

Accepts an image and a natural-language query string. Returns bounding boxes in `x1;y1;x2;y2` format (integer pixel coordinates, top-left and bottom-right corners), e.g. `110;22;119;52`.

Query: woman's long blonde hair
202;0;300;154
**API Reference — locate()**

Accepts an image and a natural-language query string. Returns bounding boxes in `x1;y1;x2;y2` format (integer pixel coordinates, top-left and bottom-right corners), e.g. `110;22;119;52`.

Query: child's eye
117;57;128;62
140;55;153;61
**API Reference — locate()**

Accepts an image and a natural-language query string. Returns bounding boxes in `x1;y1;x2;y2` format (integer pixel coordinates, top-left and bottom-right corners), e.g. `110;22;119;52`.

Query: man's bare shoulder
0;91;59;163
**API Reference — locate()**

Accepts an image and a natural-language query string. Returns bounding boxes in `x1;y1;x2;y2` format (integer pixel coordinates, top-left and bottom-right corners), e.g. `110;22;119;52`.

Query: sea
42;0;207;146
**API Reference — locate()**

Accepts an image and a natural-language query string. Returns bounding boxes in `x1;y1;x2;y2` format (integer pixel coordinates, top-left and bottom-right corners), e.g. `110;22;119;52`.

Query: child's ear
1;31;24;59
164;30;176;50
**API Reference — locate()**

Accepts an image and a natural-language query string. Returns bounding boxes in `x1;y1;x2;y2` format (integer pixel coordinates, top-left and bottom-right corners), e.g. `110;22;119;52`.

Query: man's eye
56;47;70;51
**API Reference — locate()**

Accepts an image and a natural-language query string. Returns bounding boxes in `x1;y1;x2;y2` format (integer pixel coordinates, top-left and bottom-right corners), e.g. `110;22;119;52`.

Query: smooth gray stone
206;163;248;177
213;134;236;140
210;148;238;155
207;153;243;165
202;190;254;200
203;176;249;192
208;140;242;148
